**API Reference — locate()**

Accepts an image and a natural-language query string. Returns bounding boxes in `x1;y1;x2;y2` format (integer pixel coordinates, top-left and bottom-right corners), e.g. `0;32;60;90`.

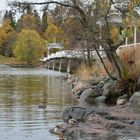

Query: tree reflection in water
0;66;77;140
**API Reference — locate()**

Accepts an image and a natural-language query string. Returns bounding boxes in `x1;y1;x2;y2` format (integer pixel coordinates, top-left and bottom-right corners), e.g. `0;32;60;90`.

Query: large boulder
61;106;88;123
80;88;102;104
128;92;140;112
102;80;115;97
116;94;128;105
88;75;101;86
62;106;109;123
95;96;107;104
102;80;125;104
71;82;90;94
117;99;127;105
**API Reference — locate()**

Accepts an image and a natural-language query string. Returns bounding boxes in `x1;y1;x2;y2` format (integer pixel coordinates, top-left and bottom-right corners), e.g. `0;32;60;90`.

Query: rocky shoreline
58;105;140;140
50;75;140;140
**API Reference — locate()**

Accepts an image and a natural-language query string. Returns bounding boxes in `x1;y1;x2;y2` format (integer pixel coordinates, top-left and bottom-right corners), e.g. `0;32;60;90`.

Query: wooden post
67;59;71;73
48;61;50;69
59;59;62;72
45;61;47;68
134;26;137;45
125;37;128;46
53;59;56;70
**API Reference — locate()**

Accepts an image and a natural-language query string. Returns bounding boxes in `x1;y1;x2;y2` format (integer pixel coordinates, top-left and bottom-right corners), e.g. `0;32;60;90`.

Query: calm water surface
0;65;77;140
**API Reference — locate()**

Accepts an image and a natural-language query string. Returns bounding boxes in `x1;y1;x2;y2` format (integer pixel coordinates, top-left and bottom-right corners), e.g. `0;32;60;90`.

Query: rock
67;78;75;84
95;96;106;104
80;88;102;104
118;94;128;100
88;76;100;86
117;94;128;105
71;81;80;89
108;122;126;129
98;80;105;87
128;92;140;112
62;106;87;123
61;106;109;123
117;99;127;105
75;90;83;98
60;105;140;140
102;80;115;97
102;80;126;104
134;120;140;127
71;82;90;94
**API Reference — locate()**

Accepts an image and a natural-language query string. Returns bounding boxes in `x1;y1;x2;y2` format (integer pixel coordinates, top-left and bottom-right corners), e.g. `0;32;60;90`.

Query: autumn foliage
14;29;45;65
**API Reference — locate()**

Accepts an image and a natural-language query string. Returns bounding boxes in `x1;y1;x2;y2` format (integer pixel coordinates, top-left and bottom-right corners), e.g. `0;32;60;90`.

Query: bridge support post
59;59;62;71
45;61;47;68
48;61;50;69
125;37;128;45
53;59;56;70
67;59;71;73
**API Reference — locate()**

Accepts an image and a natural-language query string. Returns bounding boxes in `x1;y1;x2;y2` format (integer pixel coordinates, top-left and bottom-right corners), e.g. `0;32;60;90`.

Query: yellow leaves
22;14;36;30
110;25;133;43
0;28;7;47
136;20;140;28
2;19;14;33
123;17;132;27
127;27;133;37
94;0;110;13
110;26;119;42
44;23;69;48
130;0;140;6
14;29;45;64
0;19;14;47
44;23;64;42
128;0;136;12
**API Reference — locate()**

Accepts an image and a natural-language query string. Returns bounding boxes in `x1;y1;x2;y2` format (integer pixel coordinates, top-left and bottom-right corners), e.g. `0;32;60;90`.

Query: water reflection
0;65;77;140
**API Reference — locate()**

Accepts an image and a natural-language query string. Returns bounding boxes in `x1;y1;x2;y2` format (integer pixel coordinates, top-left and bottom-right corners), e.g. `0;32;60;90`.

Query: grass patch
0;55;26;65
119;45;140;80
75;63;110;81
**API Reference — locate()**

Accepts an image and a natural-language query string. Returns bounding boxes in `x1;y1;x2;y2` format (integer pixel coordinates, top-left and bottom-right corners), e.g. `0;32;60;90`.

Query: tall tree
13;29;45;65
3;10;15;28
0;19;16;56
41;7;48;33
44;22;68;48
15;13;41;34
33;10;42;34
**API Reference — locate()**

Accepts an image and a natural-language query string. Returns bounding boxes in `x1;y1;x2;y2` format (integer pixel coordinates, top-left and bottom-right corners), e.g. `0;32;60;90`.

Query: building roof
46;43;64;49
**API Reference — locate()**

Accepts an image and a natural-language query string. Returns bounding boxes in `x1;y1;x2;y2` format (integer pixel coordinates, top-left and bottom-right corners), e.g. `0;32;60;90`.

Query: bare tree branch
9;1;73;8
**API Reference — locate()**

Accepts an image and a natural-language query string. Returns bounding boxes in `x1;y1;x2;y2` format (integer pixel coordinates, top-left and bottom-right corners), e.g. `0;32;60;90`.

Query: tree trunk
94;46;117;80
105;47;124;80
87;49;92;67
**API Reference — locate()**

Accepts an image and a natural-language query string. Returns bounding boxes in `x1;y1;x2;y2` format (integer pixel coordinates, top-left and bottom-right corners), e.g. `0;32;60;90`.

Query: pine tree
42;7;48;33
3;10;15;28
33;10;42;34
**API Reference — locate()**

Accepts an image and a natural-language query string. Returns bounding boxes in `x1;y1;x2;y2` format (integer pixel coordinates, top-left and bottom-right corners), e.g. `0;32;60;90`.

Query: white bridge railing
40;43;140;62
116;43;140;54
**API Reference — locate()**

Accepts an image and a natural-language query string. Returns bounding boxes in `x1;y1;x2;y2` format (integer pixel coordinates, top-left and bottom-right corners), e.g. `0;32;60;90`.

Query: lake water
0;65;77;140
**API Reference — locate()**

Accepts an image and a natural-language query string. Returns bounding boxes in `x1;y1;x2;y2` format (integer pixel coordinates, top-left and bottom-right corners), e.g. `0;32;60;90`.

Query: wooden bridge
40;43;140;73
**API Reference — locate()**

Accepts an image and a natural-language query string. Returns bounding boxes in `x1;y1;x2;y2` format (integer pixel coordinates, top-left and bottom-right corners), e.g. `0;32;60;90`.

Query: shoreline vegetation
0;55;41;67
0;55;25;65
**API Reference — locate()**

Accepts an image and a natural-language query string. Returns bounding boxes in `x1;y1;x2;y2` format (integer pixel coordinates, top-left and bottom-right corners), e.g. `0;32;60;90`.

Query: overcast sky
0;0;49;11
0;0;7;11
0;0;50;23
